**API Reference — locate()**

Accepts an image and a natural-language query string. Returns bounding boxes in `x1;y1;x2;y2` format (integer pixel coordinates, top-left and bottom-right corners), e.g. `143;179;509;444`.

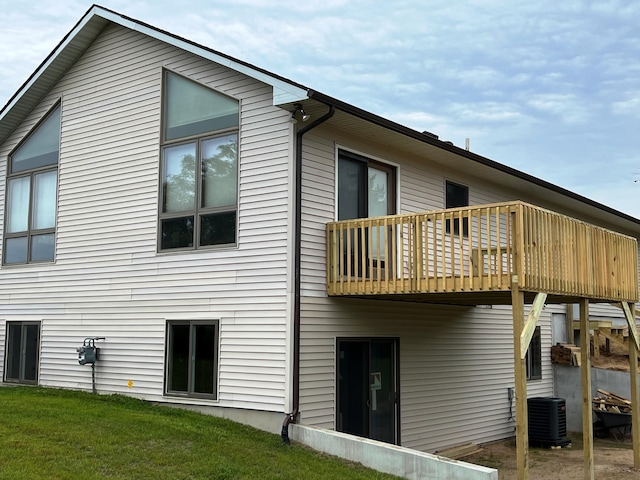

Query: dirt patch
465;435;638;479
464;332;640;478
591;331;638;372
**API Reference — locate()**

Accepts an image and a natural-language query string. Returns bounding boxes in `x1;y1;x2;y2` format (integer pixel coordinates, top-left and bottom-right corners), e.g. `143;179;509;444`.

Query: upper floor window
337;150;396;272
445;180;469;236
159;71;239;251
4;104;60;265
337;150;396;221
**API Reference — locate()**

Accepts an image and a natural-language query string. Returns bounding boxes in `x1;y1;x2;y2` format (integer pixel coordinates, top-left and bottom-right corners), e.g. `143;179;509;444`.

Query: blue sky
1;1;640;216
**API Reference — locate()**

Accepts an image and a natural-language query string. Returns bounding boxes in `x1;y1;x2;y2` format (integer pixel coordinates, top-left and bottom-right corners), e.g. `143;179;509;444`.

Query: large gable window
4;104;60;265
159;71;239;251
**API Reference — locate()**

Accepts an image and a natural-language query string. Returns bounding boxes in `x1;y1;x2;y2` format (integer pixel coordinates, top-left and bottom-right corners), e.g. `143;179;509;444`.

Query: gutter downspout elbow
282;103;335;444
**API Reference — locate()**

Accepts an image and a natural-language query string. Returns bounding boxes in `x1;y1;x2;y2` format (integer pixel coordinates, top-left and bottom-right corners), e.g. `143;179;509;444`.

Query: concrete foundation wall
291;424;498;480
154;402;285;435
554;365;636;432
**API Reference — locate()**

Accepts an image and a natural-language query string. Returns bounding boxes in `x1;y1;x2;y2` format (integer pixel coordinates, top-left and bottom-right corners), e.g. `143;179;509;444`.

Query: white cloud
1;0;640;217
449;102;524;122
612;95;640;117
526;93;590;124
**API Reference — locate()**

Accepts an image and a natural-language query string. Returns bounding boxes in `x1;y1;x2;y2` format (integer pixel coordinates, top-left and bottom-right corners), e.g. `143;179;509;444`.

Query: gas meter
77;337;105;394
77;337;104;365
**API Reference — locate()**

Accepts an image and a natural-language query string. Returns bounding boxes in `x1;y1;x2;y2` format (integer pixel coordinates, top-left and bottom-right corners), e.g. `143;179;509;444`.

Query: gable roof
1;4;639;233
0;4;309;144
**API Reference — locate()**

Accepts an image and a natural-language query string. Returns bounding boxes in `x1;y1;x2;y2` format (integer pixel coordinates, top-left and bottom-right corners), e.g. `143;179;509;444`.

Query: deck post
579;298;594;480
566;303;575;344
626;302;640;468
512;284;528;480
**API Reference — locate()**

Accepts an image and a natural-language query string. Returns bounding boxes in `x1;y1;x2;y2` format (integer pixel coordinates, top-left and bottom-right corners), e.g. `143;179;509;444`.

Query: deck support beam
622;302;640;468
512;284;528;480
520;292;547;358
579;299;594;480
621;302;640;351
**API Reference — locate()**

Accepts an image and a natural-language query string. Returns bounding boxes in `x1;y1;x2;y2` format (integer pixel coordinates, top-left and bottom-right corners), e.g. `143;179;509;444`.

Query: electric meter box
77;345;100;365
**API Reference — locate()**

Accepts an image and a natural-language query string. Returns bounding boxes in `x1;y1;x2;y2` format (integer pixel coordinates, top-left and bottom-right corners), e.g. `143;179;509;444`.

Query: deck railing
326;201;638;302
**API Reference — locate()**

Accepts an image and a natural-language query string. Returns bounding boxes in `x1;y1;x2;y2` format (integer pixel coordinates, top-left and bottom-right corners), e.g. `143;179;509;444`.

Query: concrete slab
291;424;498;480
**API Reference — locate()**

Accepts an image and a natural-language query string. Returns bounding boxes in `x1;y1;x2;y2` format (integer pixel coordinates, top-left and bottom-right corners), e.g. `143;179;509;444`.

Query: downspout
281;102;335;444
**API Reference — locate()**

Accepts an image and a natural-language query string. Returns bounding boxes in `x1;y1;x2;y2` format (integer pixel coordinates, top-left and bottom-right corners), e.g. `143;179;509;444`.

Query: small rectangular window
526;326;542;380
445;180;469;236
166;320;219;398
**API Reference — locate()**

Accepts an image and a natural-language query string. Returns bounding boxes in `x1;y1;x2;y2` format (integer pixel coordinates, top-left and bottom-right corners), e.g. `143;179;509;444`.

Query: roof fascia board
0;5;308;129
308;90;640;231
95;7;308;105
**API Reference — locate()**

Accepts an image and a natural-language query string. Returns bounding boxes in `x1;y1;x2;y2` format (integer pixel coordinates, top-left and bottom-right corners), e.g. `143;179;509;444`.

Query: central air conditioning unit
527;397;571;448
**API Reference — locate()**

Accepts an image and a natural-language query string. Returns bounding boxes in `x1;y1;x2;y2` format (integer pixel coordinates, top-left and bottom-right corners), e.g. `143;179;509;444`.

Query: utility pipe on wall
281;102;335;444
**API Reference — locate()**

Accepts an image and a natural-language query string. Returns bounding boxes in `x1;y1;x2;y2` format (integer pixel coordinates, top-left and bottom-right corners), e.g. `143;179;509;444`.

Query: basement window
165;320;219;399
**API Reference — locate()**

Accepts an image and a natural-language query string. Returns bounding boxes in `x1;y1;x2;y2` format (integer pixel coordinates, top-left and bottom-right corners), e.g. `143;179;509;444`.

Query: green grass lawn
0;386;400;480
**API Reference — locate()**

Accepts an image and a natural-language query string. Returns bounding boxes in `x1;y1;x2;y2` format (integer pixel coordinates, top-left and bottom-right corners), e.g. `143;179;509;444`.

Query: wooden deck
326;201;638;304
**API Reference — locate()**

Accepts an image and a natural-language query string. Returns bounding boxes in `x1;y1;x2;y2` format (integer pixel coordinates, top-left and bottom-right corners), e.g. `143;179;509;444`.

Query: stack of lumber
593;389;632;413
551;343;581;366
435;442;483;460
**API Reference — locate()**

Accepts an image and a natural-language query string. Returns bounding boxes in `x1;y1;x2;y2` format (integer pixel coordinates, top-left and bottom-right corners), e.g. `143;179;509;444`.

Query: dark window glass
338;157;367;220
193;324;216;394
200;212;236;246
337;151;395;221
23;325;40;382
5;322;40;384
445;180;469;236
6;323;22;380
169;324;189;392
161;217;194;249
526;326;542;380
166;321;218;398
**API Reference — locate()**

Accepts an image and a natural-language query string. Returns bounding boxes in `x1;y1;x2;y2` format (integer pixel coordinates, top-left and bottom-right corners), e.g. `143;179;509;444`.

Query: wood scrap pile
550;343;581;366
593;389;632;413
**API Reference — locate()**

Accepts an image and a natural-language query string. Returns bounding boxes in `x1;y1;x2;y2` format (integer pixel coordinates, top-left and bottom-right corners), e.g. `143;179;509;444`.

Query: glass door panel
192;324;216;394
337;338;399;444
368;167;388;263
369;340;396;443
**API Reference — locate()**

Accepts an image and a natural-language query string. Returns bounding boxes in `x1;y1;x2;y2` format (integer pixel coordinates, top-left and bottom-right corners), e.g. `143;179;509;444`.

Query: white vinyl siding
0;24;292;412
297;128;558;452
299;298;554;452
